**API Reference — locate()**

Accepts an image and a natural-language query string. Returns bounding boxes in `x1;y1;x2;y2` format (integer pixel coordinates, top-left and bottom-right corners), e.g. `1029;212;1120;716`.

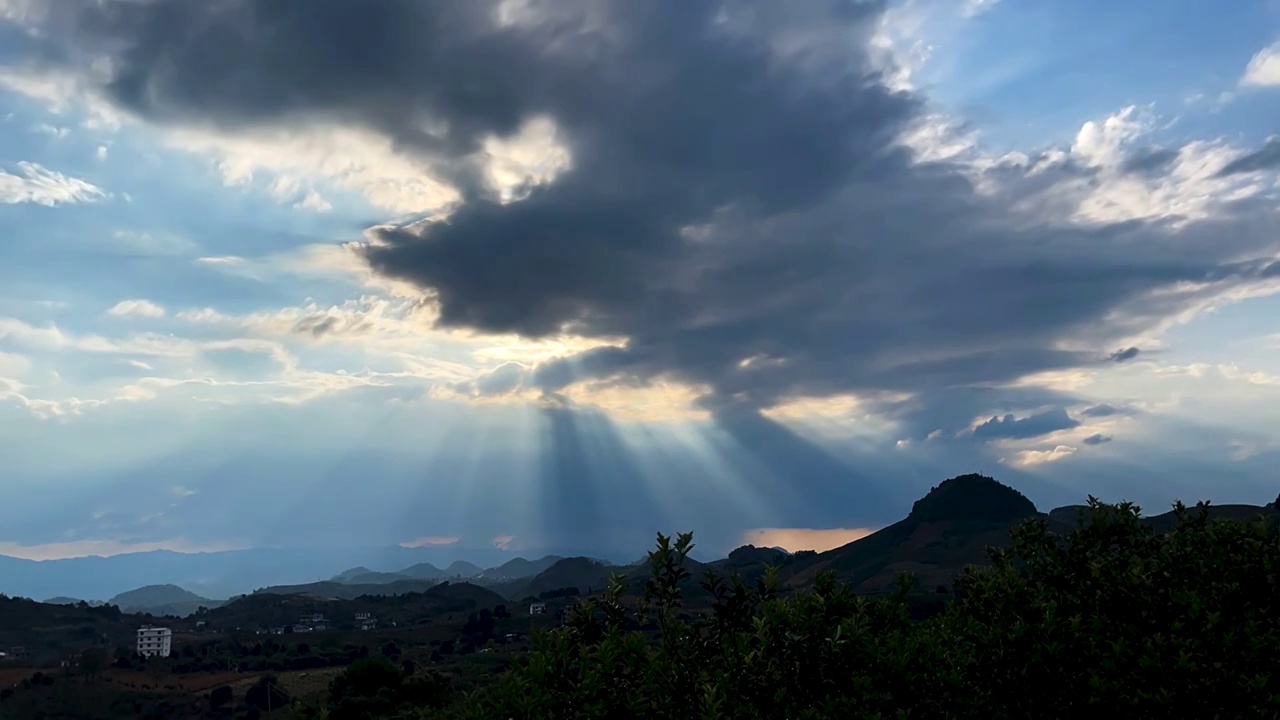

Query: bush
438;499;1280;719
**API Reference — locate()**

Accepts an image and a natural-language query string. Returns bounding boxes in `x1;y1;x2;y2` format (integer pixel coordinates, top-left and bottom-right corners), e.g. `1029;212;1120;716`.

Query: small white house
529;602;547;615
136;627;172;658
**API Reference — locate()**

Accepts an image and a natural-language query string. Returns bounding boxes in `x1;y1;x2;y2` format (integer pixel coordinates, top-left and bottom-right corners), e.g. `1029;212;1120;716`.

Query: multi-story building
136;627;172;658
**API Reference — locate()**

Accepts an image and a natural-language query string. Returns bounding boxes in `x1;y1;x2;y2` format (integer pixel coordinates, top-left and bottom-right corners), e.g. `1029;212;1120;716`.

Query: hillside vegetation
431;497;1280;719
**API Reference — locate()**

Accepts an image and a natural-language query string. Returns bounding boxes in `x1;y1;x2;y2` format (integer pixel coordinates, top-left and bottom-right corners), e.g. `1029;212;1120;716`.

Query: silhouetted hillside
191;581;507;633
908;473;1038;525
522;557;614;598
477;555;565;581
784;474;1041;592
0;595;142;663
445;560;483;577
42;596;92;606
399;563;449;580
108;579;216;607
253;579;442;600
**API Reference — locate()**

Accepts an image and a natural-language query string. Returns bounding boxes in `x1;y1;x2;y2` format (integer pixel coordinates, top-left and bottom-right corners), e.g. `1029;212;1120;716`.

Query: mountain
207;581;507;632
254;578;446;600
496;557;617;599
781;475;1278;595
477;555;565;581
400;563;448;579
784;474;1041;593
327;561;481;586
0;545;557;601
43;596;92;605
331;566;376;582
445;560;483;577
108;584;221;616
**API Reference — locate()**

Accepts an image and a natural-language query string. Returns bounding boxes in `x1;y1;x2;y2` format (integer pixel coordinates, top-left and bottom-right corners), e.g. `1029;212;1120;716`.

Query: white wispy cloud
1242;41;1280;87
106;299;166;319
0;161;106;206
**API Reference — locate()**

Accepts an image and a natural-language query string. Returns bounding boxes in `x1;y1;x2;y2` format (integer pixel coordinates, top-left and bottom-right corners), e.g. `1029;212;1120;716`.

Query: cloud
1081;433;1112;445
1109;347;1141;363
1241;41;1280;87
0;161;106;205
399;536;461;548
972;408;1080;440
960;0;1001;19
8;1;1280;443
1080;403;1124;418
1004;445;1077;468
0;537;243;561
105;299;166;318
1215;138;1280;177
491;534;517;550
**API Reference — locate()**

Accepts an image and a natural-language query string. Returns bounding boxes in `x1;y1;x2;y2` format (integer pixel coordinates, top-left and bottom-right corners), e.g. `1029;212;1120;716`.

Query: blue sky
1;0;1279;563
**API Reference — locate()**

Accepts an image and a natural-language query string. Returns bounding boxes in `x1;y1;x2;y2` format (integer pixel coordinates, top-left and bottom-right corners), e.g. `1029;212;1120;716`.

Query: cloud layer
2;1;1280;556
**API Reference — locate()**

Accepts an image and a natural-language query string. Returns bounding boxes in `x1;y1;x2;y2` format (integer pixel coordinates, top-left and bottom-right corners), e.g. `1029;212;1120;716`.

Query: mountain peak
727;545;790;566
909;474;1037;525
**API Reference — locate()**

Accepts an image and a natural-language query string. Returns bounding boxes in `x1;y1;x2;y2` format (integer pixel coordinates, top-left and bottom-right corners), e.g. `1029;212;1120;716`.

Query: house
355;612;372;621
136;627;172;658
358;617;377;631
529;602;547;615
297;613;328;631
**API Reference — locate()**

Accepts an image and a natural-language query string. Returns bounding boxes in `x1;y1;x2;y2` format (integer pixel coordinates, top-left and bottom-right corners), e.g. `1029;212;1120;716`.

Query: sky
0;0;1279;563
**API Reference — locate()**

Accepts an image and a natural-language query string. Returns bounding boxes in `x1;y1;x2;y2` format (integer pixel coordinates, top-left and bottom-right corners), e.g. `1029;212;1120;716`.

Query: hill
108;584;221;617
476;555;564;581
445;560;483;577
0;595;146;663
487;557;618;600
253;579;445;600
782;474;1042;593
209;581;507;631
327;561;484;586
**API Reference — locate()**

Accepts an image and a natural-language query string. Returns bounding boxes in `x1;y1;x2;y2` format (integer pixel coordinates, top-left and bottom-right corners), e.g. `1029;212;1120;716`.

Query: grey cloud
1215;138;1280;177
1120;147;1179;176
27;1;1280;419
972;408;1079;441
1080;403;1123;417
1082;433;1112;445
472;362;528;396
1109;347;1141;363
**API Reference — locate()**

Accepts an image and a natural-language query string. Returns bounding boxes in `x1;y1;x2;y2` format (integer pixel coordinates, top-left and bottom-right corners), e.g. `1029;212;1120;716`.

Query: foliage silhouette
430;499;1279;719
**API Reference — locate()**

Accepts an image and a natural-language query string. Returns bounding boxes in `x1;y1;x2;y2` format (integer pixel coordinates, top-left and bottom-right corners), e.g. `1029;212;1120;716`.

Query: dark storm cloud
1215;138;1280;177
27;0;1280;418
972;408;1079;441
1081;433;1113;446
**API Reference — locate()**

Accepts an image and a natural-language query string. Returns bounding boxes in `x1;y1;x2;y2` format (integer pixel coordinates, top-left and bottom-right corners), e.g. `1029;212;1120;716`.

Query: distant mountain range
6;475;1276;616
0;543;636;602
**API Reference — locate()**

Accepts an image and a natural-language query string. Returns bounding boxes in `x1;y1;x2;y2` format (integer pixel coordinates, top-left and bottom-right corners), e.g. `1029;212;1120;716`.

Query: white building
136;627;172;658
529;602;547;615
